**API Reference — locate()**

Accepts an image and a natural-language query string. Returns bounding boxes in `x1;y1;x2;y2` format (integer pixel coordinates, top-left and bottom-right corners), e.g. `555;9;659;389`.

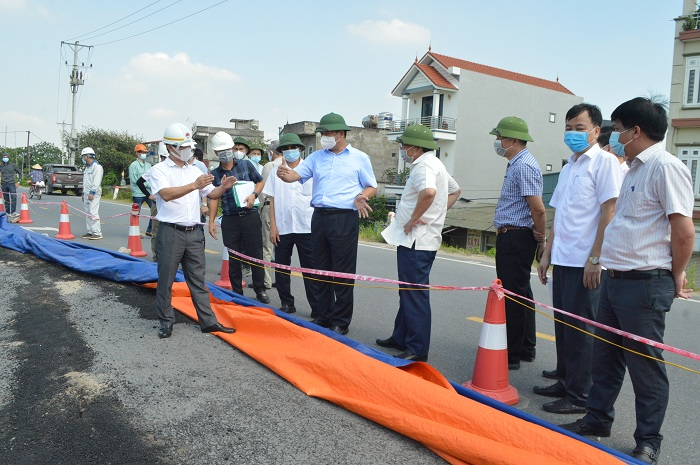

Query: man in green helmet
490;116;546;370
277;112;377;336
376;124;461;362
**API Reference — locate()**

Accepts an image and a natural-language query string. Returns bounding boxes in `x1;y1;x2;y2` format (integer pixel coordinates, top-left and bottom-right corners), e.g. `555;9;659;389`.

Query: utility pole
25;131;30;175
57;121;70;164
61;41;93;165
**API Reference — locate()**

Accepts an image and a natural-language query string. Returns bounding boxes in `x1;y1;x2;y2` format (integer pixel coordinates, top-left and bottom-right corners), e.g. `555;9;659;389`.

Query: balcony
386;116;457;141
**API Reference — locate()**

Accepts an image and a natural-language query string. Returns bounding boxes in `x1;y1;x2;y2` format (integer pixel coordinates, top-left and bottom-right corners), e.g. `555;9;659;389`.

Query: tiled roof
415;63;457;90
430;52;574;95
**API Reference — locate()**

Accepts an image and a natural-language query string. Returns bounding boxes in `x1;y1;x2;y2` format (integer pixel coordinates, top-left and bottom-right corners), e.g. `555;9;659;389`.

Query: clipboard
233;181;260;208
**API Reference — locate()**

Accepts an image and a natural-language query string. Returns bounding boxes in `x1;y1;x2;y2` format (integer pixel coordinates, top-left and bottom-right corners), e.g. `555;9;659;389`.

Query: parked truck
42;164;84;196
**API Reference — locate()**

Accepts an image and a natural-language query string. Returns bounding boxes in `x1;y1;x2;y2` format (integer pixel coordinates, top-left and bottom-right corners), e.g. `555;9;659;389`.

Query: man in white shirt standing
377;125;461;362
80;147;104;240
535;103;622;414
561;97;695;465
260;142;283;290
262;133;318;316
149;122;237;339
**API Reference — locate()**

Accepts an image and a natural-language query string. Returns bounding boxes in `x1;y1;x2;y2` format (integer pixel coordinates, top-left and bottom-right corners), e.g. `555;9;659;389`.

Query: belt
314;207;355;215
225;209;258;217
161;222;202;232
496;225;531;235
608;269;671;280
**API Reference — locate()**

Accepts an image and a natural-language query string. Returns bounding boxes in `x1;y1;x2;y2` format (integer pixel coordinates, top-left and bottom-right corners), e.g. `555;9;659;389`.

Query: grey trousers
155;223;219;329
260;203;273;288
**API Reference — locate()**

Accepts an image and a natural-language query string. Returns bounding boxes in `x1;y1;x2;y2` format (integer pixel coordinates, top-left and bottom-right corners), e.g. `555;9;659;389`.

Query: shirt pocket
621;190;654;218
569;174;595;203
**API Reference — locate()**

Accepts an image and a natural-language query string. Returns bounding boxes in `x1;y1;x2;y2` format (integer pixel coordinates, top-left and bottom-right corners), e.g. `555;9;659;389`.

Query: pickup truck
42;164;84;196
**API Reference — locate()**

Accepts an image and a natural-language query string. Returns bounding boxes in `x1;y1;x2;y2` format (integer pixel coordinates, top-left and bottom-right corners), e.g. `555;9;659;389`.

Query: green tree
77;127;142;186
29;141;63;167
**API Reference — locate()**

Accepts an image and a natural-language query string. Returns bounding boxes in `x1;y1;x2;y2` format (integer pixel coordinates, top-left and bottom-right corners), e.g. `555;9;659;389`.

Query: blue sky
0;0;683;150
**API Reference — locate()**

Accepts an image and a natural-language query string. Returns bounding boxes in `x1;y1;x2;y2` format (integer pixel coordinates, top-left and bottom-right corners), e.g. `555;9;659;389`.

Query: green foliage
381;167;411;185
78;127;143;183
0;141;63;173
359;223;386;243
102;171;118;187
360;195;391;227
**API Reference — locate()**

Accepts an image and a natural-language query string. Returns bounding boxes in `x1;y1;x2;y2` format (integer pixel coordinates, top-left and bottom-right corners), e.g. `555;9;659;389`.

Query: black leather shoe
311;318;330;328
256;292;271;304
632;445;659;465
201;323;236;334
395;350;428;362
280;305;296;314
158;325;172;339
559;418;611;437
543;398;587;414
542;369;558;379
520;349;536;362
508;360;520;370
533;383;566;398
329;325;349;336
376;337;406;350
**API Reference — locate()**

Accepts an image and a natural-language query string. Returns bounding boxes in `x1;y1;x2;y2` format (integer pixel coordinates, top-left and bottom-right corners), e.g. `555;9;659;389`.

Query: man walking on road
1;152;22;217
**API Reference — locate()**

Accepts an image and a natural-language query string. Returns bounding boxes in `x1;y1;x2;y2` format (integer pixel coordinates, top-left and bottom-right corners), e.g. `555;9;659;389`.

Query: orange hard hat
134;143;148;153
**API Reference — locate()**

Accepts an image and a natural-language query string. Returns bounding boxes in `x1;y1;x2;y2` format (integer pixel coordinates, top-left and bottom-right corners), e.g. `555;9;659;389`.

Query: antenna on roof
556;75;559;82
428;42;432;52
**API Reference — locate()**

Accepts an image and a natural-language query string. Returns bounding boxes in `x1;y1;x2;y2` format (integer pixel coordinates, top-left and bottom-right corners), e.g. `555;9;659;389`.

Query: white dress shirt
262;161;314;235
148;158;214;226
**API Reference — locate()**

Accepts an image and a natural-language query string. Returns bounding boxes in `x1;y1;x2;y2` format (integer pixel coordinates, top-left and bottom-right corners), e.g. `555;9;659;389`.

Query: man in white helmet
148;123;237;339
80;147;104;240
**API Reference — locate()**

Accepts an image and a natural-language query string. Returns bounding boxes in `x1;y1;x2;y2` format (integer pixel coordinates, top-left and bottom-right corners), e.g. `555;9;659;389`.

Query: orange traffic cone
214;245;232;289
127;203;147;257
463;279;519;405
0;195;5;214
17;193;33;224
55;200;75;240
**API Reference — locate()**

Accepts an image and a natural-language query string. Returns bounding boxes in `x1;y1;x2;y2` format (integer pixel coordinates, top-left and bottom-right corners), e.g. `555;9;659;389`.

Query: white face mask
233;151;246;160
320;135;337;150
176;146;193;162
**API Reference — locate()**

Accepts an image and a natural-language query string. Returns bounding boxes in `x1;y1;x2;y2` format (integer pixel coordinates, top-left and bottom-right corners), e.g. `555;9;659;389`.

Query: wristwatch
253;192;259;198
589;256;600;265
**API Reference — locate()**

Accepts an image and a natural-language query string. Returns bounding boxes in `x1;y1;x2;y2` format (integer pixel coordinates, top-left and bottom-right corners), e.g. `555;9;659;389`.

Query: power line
93;0;229;47
68;0;163;41
79;0;183;42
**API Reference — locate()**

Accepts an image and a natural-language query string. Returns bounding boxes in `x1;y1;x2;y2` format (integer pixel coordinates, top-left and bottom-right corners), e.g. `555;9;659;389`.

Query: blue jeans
132;196;153;233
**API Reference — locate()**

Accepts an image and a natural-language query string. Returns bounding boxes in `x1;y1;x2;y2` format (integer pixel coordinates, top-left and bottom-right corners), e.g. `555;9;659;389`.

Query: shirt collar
634;141;664;165
508;148;528;166
412;150;435;165
325;143;351;156
568;143;603;164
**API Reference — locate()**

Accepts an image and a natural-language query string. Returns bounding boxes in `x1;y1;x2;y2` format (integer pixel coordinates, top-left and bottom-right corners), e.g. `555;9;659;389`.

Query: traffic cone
0;195;5;214
127;203;147;257
17;193;33;224
463;279;519;405
214;245;246;289
55;200;75;240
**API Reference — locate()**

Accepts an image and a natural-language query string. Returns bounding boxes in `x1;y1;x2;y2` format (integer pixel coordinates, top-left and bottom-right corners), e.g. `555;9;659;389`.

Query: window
685;57;700;106
679;147;700;195
549;113;556;123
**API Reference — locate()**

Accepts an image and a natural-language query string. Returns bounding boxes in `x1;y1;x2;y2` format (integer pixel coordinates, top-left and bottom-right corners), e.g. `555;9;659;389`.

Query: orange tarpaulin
165;282;622;465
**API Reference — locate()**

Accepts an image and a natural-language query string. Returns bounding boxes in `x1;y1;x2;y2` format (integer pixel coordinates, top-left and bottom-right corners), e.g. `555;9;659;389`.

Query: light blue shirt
294;144;377;209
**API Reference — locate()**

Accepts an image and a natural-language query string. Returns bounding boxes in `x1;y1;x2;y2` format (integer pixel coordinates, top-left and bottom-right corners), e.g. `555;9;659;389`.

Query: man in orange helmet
129;143;154;236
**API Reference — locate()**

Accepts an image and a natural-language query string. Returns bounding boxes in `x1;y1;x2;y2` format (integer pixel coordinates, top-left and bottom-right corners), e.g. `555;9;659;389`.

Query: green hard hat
315;112;352;132
489;116;534;142
277;133;306;152
233;136;251;150
248;142;266;154
396;124;438;151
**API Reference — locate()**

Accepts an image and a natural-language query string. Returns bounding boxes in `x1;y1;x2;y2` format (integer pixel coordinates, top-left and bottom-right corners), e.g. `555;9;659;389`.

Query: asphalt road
5;188;700;464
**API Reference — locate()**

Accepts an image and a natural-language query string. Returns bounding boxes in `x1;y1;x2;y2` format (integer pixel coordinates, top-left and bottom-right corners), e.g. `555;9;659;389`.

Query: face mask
250;155;261;164
320;135;337;150
233;151;246;160
176;146;193;162
217;149;234;162
283;148;300;162
563;129;595;153
139;153;147;161
399;148;413;164
609;129;633;158
81;156;88;165
493;139;511;157
2;157;8;163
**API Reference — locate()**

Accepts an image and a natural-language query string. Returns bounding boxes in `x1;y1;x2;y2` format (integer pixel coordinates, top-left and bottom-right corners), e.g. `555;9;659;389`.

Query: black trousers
221;212;265;295
495;228;537;362
274;233;320;315
311;210;359;328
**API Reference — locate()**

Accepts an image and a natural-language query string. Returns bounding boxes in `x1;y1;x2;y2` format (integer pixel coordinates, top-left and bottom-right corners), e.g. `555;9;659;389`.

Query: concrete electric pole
61;41;93;165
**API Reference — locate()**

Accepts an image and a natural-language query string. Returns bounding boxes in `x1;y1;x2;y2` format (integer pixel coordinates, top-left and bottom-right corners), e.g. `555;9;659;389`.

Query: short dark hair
610;97;668;142
597;126;614;147
565;103;603;127
193;148;204;161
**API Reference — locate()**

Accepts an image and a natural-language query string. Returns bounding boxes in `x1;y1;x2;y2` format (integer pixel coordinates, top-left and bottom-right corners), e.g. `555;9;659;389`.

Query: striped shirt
493;149;543;229
601;142;694;271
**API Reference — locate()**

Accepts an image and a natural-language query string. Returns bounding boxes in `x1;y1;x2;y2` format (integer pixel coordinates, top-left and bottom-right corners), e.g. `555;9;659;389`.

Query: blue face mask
2;157;8;163
139;153;147;161
250;155;261;164
609;128;633;158
283;149;300;162
563;129;594;153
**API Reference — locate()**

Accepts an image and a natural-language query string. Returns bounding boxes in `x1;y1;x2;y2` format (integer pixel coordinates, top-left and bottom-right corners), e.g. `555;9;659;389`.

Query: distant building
192;118;264;165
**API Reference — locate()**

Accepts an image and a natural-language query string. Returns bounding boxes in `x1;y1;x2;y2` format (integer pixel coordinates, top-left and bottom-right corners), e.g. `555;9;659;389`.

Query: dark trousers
584;273;672;450
132;196;154;233
551;265;600;405
2;184;17;214
495;229;537;362
221;212;265;295
311;210;359;328
391;244;437;357
154;224;219;329
274;233;320;314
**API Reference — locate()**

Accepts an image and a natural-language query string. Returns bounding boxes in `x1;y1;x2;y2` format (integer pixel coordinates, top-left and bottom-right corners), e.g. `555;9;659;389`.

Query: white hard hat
162;122;195;148
211;131;234;151
158;142;168;157
81;147;96;157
